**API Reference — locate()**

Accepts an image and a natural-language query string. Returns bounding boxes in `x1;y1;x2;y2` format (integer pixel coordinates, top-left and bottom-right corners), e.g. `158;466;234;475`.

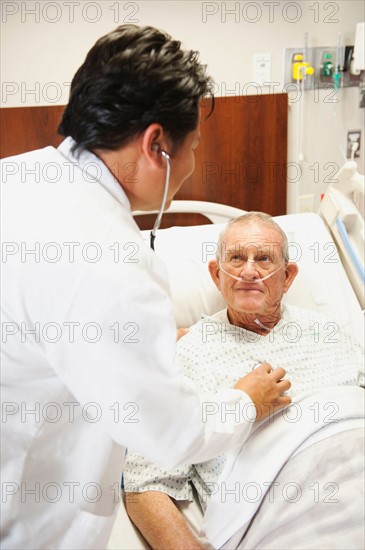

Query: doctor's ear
141;124;169;165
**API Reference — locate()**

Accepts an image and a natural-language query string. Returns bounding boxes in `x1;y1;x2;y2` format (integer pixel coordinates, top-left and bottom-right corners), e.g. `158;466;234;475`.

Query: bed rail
133;200;247;225
321;161;365;308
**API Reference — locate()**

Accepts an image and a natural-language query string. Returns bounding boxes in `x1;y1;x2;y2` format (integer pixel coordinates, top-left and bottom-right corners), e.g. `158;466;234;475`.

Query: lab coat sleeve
48;276;255;468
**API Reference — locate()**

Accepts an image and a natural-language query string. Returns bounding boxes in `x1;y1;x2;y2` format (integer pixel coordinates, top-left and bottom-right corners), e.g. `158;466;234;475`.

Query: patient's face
210;222;295;318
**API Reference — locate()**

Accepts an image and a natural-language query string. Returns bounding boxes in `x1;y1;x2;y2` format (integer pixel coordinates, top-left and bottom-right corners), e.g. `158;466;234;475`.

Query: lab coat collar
57;137;131;210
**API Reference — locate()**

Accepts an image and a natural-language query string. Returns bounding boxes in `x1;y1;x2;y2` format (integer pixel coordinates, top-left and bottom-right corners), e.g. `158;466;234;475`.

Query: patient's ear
282;262;299;294
208;259;221;290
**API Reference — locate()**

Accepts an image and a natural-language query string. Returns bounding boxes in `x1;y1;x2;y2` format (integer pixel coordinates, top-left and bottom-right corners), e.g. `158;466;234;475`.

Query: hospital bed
108;161;364;550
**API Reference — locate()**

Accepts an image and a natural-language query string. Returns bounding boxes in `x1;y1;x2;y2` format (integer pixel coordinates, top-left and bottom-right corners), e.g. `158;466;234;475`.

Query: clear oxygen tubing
332;33;347;163
334;32;344;91
291;32;309;213
254;318;272;332
297;31;309;164
332;96;347;163
218;261;285;283
150;150;171;250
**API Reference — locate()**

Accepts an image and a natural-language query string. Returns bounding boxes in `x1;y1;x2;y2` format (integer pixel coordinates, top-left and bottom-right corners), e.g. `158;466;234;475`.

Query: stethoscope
150;149;171;250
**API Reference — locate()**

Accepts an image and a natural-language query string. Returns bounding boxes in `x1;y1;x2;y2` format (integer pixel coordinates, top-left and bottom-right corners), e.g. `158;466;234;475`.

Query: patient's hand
176;328;189;341
234;363;291;421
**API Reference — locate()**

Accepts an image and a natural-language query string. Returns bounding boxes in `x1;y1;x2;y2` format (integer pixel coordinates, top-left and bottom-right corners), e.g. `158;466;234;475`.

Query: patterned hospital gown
123;305;363;510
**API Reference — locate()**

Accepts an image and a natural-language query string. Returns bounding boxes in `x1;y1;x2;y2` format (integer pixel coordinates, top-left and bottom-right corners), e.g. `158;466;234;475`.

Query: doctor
1;25;291;549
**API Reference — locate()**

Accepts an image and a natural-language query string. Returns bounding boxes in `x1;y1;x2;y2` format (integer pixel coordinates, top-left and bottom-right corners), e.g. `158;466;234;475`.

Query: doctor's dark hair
58;25;214;153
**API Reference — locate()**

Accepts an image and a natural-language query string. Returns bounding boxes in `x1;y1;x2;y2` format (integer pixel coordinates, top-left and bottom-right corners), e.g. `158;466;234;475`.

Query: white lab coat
0;138;254;549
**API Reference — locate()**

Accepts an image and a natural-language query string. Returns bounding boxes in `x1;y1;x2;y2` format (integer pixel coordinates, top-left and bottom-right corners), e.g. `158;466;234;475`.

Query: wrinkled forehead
223;222;284;251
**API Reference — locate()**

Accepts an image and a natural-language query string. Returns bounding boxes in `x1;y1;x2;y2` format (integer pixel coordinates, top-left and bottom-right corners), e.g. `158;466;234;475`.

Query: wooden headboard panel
0;105;65;158
0;94;287;226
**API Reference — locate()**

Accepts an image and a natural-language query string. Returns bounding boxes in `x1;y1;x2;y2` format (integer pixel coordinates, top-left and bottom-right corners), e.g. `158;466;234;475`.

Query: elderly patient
123;213;363;550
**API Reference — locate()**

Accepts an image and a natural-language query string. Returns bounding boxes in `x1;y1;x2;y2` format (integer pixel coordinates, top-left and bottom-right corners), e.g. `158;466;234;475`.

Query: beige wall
1;0;364;211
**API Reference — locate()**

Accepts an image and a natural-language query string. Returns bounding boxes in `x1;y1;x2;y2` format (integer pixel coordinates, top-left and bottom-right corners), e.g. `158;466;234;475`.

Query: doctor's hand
233;363;291;422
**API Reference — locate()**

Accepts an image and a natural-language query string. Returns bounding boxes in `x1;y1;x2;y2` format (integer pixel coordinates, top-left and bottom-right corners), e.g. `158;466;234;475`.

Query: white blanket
203;386;365;548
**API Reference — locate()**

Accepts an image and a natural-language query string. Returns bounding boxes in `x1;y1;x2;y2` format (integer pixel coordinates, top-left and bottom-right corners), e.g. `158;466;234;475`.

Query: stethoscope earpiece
152;143;170;161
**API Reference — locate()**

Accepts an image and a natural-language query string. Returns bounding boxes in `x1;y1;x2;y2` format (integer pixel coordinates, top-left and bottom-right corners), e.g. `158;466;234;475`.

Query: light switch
253;53;271;86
